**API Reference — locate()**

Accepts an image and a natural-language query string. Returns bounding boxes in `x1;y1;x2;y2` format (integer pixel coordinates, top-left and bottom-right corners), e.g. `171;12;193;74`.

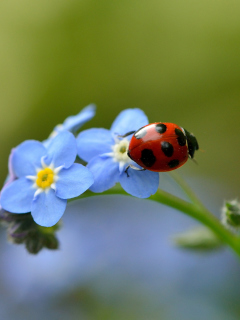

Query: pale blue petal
42;105;96;148
8;148;17;180
12;141;47;177
44;131;77;169
87;155;119;192
62;104;96;132
110;108;149;136
0;178;35;213
1;149;17;194
31;189;67;227
77;128;114;162
119;169;159;198
56;164;94;199
42;137;53;149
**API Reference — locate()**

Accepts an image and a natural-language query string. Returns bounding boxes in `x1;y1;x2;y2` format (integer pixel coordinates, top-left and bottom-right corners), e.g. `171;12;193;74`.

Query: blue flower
43;104;96;147
77;109;159;198
0;131;94;227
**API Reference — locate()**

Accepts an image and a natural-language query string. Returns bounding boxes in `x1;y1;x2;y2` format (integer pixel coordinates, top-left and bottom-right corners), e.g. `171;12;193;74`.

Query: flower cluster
0;105;97;228
0;106;160;253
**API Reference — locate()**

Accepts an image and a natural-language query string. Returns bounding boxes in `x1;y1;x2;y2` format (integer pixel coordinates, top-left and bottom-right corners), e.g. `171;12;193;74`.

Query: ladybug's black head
184;129;199;159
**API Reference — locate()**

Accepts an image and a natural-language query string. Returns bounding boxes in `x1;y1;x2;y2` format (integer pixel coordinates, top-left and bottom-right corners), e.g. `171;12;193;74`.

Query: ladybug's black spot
161;141;174;157
134;127;147;139
175;128;186;146
140;149;156;167
155;123;167;134
168;159;179;168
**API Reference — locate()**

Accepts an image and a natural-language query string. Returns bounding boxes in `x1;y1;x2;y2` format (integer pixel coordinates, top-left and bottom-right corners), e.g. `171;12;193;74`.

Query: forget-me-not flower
0;131;94;227
43;104;96;147
77;109;159;198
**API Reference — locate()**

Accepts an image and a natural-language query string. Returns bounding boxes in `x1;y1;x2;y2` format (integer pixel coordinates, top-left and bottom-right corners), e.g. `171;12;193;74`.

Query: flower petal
31;189;67;227
0;178;35;213
87;155;119;192
110;108;149;136
44;131;77;169
12;141;47;177
77;128;114;162
56;164;94;199
8;148;17;180
119;169;159;198
62;104;96;133
0;149;17;198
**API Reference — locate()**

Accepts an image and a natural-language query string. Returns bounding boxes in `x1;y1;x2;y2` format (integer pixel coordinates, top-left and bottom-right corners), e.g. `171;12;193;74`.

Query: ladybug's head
184;129;199;159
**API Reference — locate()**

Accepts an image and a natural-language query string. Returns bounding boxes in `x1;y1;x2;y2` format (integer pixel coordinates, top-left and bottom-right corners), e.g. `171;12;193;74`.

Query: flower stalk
151;189;240;257
78;179;240;258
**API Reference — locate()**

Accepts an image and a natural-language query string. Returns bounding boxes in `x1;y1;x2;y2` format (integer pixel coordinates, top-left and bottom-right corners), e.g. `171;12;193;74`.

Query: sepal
0;208;60;254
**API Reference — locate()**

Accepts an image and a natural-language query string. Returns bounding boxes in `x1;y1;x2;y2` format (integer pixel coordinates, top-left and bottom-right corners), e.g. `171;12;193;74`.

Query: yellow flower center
36;168;54;189
119;145;127;153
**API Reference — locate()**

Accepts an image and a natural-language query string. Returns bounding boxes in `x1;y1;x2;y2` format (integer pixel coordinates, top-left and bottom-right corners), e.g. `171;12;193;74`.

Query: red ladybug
125;122;199;174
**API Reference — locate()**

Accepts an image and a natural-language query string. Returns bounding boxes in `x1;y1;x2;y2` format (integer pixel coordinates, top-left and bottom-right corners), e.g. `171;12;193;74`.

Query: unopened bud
222;200;240;229
25;234;45;254
0;209;61;254
173;226;223;251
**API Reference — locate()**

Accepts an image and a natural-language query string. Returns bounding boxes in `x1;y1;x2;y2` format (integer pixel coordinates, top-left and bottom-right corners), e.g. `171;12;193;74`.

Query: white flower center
112;139;130;163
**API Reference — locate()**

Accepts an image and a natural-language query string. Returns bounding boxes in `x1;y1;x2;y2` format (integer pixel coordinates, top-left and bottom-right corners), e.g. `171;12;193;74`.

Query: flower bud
222;200;240;229
0;209;60;254
173;226;223;251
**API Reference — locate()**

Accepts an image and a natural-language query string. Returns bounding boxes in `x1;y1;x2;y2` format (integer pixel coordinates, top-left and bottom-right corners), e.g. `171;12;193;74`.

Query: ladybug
123;122;199;175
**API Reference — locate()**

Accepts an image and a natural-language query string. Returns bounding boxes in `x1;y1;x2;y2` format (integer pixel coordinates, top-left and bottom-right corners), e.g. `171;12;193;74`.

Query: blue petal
87;155;119;192
42;137;53;149
77;128;114;162
62;104;96;133
110;108;149;136
119;169;159;198
56;163;94;199
44;131;77;169
12;141;47;177
0;178;35;213
8;148;17;180
1;149;17;194
31;189;67;227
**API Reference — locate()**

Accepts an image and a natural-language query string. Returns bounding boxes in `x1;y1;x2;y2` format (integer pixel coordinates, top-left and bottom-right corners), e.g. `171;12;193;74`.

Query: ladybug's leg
118;131;136;138
125;164;146;177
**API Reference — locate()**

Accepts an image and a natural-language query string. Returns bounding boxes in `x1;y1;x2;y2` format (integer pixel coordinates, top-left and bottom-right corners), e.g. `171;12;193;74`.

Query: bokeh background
0;0;240;319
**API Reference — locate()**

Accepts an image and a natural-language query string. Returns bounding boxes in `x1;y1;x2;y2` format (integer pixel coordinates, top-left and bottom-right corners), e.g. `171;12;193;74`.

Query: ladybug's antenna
191;158;198;165
118;131;136;138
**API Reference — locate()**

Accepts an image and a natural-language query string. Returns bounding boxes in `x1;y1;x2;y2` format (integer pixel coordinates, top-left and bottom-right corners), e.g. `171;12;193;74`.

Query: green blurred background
0;0;240;194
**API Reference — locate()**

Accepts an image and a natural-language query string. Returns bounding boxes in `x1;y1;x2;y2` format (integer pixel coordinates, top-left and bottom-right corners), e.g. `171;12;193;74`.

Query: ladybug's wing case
128;123;189;172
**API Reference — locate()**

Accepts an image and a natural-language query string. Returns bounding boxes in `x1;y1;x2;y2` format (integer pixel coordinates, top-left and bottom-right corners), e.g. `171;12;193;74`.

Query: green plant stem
150;188;240;256
77;185;240;257
169;171;206;210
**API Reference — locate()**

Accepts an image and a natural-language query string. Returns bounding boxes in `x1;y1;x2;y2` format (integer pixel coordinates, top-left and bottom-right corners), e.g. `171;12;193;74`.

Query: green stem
76;185;240;257
150;188;240;256
169;171;206;210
